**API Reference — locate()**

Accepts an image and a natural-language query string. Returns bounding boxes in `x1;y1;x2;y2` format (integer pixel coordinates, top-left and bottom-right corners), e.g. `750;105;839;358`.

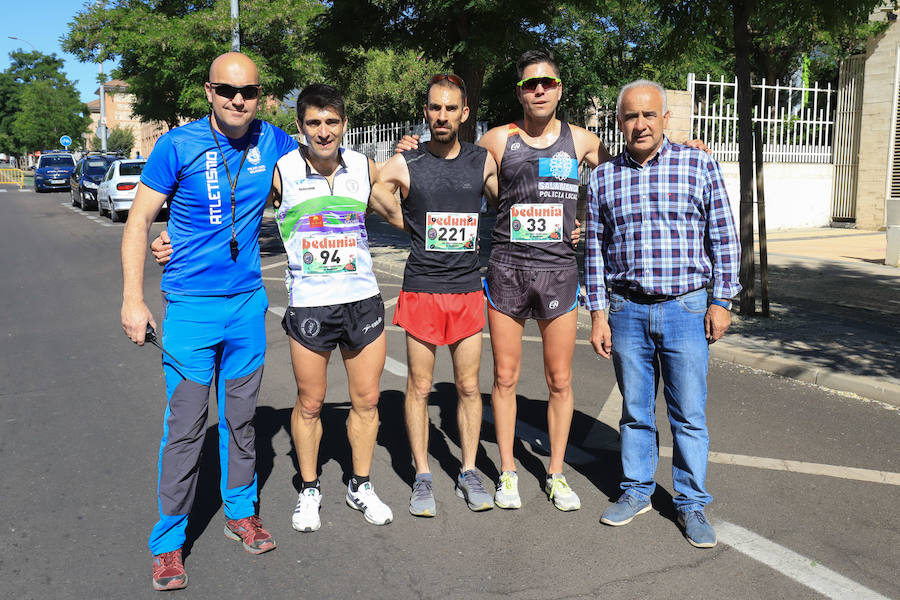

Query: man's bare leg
405;334;437;475
449;332;482;471
538;309;581;511
289;339;330;482
341;332;386;477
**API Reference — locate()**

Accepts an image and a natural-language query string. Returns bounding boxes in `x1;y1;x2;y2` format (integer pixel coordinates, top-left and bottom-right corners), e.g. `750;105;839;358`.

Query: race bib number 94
425;212;478;252
510;203;563;243
300;233;358;275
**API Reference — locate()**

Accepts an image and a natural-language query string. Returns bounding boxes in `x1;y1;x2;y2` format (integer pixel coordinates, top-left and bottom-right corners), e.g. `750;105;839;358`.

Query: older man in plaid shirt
585;79;740;548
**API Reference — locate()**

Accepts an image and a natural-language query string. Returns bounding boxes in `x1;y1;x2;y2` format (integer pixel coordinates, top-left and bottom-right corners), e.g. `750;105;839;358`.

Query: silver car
97;159;146;222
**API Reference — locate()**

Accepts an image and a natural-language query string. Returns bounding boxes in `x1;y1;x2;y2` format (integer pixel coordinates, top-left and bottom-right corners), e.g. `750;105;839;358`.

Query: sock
415;472;433;482
350;474;370;492
301;479;320;491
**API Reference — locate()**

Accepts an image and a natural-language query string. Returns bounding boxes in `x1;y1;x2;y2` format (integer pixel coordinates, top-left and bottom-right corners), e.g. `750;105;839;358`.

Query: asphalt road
1;188;898;599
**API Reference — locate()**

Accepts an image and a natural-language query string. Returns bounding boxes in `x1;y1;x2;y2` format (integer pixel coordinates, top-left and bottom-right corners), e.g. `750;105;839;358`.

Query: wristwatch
711;298;732;310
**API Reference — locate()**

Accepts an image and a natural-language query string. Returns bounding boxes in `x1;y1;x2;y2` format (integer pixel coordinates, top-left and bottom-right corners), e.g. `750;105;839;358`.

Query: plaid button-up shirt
584;137;741;311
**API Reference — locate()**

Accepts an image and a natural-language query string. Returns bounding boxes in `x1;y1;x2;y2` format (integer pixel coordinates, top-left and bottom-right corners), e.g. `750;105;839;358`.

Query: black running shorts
484;263;579;320
282;294;385;352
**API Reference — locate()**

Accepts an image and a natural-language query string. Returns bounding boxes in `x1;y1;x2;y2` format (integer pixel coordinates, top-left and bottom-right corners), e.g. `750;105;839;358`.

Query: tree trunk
733;0;756;315
455;59;486;143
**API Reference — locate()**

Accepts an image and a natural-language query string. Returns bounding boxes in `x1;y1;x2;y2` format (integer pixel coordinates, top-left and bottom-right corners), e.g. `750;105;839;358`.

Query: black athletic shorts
282;294;385;352
484;263;579;320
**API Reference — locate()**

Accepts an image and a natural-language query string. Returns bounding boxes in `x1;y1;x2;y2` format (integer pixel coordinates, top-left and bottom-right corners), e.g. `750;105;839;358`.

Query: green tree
63;0;325;130
331;48;446;126
12;79;91;151
662;0;887;314
544;2;729;123
92;126;135;155
257;102;299;135
2;50;94;154
0;71;20;154
312;0;568;140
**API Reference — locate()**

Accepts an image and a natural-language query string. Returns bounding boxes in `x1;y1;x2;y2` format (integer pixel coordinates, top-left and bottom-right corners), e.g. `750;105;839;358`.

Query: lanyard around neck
208;114;253;260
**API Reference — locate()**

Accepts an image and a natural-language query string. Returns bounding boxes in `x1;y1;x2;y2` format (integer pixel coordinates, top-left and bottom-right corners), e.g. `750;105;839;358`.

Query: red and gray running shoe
224;515;276;554
152;548;187;591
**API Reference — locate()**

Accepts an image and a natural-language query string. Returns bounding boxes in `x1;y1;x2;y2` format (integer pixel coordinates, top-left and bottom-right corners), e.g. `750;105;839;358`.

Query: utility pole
98;62;108;152
231;0;240;51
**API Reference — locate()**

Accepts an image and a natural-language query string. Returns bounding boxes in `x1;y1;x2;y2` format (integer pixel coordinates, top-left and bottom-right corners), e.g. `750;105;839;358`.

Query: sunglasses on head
429;73;466;89
208;82;261;100
516;76;561;91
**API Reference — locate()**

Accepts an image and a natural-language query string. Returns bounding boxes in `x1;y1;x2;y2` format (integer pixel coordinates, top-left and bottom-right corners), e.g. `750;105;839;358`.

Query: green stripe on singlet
278;195;367;240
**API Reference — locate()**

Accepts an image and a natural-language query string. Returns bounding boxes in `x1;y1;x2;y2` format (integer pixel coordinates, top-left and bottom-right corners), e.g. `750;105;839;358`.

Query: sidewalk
361;216;900;406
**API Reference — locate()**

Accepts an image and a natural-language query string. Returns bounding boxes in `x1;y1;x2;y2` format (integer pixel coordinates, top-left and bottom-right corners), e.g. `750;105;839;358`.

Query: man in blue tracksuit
121;52;297;591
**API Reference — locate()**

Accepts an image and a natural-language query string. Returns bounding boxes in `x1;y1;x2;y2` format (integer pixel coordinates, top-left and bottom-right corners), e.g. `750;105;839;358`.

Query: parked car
34;152;76;192
97;159;148;222
70;154;118;210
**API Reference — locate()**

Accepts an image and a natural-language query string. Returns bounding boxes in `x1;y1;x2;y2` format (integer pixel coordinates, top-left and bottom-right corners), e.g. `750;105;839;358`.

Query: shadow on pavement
729;261;900;380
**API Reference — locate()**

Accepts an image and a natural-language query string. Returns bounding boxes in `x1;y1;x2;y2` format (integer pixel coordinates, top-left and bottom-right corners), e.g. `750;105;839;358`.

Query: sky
3;0;118;103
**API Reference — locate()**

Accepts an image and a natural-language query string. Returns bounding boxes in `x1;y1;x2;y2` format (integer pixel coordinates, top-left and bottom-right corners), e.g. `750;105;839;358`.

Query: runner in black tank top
491;121;580;270
374;75;501;516
402;141;486;293
484;119;581;322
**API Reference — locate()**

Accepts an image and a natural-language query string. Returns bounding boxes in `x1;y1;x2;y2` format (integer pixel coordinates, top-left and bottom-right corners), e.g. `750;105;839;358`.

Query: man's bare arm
477;125;507;170
368;156;407;229
573;126;612;169
482;151;500;209
122;183;168;345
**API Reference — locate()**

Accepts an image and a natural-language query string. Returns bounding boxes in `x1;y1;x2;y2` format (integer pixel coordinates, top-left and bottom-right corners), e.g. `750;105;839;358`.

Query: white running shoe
292;487;322;532
545;474;581;511
345;481;393;525
494;471;522;509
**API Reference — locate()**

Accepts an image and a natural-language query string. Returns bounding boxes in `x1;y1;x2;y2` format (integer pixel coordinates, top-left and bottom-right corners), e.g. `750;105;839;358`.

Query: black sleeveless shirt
491;121;580;269
401;141;487;293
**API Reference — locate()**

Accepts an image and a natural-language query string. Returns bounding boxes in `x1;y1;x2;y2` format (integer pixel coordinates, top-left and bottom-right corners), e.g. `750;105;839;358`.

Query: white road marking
583;385;623;450
717;521;891;600
261;260;287;271
482;409;596;465
269;306;285;318
383;355;407;377
382;296;398;309
658;446;900;485
262;277;283;281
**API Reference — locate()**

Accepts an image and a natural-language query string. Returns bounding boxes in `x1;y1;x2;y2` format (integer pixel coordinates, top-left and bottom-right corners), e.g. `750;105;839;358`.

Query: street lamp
7;36;37;52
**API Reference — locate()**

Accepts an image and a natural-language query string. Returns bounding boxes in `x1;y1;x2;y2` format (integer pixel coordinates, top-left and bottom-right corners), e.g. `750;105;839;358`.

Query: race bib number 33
300;233;358;275
510;203;563;243
425;212;478;252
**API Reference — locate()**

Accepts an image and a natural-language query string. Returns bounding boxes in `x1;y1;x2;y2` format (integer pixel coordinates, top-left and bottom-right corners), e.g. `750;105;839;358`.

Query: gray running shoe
494;471;522;509
455;469;493;511
409;474;436;517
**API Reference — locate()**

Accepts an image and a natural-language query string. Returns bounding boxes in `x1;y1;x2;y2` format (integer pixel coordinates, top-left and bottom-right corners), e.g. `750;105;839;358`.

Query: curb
371;252;899;407
708;342;900;408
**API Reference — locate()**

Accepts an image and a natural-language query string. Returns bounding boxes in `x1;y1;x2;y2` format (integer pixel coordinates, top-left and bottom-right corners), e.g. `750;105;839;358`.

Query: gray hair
616;79;668;115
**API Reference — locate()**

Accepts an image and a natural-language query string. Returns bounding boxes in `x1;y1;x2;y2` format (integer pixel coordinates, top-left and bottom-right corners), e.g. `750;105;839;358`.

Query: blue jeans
608;288;711;512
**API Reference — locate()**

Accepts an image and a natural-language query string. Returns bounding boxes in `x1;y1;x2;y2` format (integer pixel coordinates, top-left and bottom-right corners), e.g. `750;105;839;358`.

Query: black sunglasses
208;82;261;100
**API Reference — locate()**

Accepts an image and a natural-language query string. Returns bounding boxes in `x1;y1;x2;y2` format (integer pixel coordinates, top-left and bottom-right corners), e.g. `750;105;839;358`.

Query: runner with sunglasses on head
374;73;500;516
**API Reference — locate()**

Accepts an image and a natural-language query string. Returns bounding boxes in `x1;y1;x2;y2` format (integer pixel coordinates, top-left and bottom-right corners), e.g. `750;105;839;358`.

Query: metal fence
0;168;24;188
338;73;837;170
688;73;835;163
